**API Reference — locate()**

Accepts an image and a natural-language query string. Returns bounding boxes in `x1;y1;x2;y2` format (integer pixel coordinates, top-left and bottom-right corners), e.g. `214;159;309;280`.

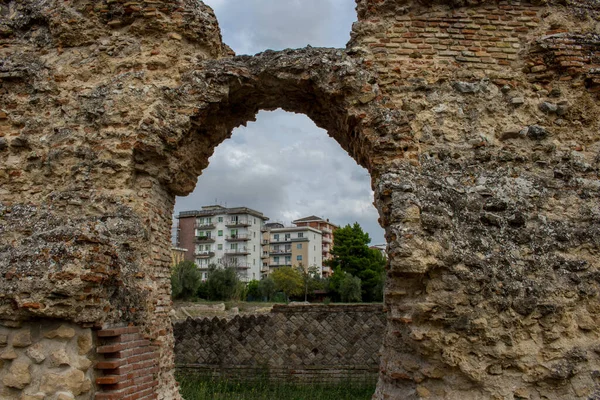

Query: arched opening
171;108;387;395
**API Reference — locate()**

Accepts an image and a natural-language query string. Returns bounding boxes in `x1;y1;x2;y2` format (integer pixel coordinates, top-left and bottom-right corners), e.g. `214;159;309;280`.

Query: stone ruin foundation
0;0;599;399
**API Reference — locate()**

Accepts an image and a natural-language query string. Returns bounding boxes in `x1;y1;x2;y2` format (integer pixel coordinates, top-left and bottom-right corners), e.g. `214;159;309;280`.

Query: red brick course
94;326;159;400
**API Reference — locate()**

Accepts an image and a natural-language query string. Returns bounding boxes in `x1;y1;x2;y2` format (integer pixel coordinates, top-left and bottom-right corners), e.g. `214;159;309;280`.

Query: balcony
195;251;215;258
195;236;216;244
322;236;332;244
261;252;269;259
262;239;269;244
271;237;307;243
226;234;250;242
321;227;333;234
270;248;292;254
225;219;250;227
233;264;251;269
270;262;293;267
224;248;250;255
261;266;269;272
195;223;215;230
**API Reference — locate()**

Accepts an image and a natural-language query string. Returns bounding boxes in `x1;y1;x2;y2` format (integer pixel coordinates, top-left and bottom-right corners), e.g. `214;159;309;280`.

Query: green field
177;374;376;400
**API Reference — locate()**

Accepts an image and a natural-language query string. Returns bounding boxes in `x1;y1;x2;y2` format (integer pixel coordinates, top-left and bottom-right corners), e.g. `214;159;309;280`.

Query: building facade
262;226;323;278
170;247;188;267
176;205;269;282
292;216;338;276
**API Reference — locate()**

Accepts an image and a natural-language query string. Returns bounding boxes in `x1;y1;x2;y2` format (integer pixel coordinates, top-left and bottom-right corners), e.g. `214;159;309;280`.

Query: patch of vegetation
177;374;376;400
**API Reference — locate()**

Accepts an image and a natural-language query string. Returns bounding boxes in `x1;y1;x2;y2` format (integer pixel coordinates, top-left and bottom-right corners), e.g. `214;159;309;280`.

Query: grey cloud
205;0;356;54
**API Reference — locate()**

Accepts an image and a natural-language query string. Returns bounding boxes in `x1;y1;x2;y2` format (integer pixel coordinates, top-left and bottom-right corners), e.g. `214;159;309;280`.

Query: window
254;218;256;224
230;229;238;237
298;232;304;238
218;244;223;250
253;245;256;251
253;259;256;265
274;256;280;263
204;244;211;251
285;256;291;263
297;243;302;249
218;230;223;236
206;217;212;224
253;232;256;238
297;255;303;261
218;217;223;222
230;243;238;250
285;233;290;240
274;234;279;240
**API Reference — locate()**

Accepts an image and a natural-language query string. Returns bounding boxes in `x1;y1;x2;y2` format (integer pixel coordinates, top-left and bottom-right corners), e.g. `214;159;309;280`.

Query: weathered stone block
2;360;31;389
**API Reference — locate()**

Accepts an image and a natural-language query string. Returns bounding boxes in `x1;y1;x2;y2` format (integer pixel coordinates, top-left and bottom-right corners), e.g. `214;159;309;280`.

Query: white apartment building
177;206;269;282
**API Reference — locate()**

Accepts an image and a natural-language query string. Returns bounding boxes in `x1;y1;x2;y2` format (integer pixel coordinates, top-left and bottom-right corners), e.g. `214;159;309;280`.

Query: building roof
177;206;269;221
270;226;322;235
292;215;339;228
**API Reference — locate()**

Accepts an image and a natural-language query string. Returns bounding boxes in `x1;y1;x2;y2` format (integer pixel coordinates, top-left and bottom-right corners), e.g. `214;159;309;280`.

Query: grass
177;373;376;400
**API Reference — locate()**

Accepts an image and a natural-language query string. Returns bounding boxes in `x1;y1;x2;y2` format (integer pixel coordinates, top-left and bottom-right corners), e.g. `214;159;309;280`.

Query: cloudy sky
173;0;386;245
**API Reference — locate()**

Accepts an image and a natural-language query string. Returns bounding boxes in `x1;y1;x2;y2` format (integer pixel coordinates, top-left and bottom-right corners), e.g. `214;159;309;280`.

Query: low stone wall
174;304;385;383
0;321;95;400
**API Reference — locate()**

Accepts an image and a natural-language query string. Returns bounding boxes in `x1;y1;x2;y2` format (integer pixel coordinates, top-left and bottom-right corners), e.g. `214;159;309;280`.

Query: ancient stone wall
174;304;385;383
0;322;95;399
1;0;599;399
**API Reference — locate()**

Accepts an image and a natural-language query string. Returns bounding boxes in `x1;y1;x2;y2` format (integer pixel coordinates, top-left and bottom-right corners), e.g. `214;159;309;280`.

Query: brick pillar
94;326;160;400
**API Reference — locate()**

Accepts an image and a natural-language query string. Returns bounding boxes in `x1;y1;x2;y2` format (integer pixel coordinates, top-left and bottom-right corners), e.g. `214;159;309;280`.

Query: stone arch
132;47;393;197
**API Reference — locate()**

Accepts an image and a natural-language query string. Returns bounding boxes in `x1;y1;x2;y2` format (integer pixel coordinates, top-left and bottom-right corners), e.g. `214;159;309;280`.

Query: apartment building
261;226;323;278
292;215;338;276
176;205;269;282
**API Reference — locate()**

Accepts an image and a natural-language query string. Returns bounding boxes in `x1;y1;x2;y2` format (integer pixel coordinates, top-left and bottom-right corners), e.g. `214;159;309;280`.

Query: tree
171;261;202;300
339;273;362;302
271;267;303;303
296;263;320;302
246;280;261;301
258;276;277;301
328;222;386;302
205;265;242;301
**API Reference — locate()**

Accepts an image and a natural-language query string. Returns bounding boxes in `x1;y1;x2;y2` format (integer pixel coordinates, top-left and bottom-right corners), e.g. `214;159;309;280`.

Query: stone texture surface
174;304;385;383
0;322;95;400
1;0;599;399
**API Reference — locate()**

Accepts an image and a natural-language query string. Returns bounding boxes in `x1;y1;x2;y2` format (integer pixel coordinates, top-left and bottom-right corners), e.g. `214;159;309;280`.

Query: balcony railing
270;249;292;254
195;251;215;258
272;237;307;243
195;223;215;230
321;227;333;234
322;237;332;244
270;262;293;267
224;248;250;255
195;236;216;243
262;239;269;244
232;264;251;269
261;252;269;258
226;234;250;241
261;266;269;272
225;219;250;227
